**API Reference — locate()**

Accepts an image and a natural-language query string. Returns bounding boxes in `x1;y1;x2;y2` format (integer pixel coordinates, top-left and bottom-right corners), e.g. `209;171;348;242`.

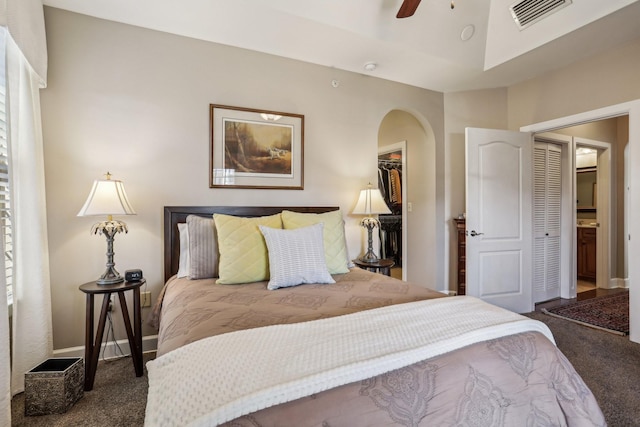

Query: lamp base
96;271;124;285
92;220;127;286
360;219;380;263
359;249;380;263
359;256;380;263
97;264;124;285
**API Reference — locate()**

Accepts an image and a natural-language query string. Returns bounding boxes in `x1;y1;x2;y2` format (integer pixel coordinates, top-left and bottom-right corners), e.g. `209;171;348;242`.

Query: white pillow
177;223;190;278
259;223;335;290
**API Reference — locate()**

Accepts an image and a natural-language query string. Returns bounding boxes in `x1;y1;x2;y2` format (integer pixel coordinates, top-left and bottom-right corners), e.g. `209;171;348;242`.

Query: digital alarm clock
125;269;143;282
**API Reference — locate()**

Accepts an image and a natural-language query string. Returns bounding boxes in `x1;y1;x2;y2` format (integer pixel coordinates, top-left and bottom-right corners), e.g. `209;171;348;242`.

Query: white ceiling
42;0;640;92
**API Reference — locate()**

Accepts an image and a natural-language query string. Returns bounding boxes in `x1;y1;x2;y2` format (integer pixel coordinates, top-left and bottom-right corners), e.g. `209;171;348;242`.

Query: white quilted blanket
145;296;553;427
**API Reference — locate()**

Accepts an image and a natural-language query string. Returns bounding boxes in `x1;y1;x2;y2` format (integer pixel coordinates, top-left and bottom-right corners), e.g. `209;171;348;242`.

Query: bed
145;206;605;427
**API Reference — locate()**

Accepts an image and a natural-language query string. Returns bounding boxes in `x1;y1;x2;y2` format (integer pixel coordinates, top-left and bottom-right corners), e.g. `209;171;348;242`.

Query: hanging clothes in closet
378;159;402;213
378;158;402;264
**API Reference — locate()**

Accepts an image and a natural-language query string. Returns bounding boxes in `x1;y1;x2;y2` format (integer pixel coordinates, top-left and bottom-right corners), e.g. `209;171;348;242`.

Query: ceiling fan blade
396;0;422;18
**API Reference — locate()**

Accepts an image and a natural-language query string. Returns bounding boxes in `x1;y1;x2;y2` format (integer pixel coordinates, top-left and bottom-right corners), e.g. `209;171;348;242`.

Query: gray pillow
186;215;219;279
259;223;335;290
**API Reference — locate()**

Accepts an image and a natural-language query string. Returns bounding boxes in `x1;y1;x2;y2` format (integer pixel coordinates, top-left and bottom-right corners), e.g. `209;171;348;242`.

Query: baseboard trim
53;335;158;359
609;278;629;289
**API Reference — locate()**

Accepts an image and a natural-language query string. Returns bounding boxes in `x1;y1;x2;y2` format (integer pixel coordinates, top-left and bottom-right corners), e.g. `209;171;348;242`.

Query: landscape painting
222;119;293;176
210;104;304;189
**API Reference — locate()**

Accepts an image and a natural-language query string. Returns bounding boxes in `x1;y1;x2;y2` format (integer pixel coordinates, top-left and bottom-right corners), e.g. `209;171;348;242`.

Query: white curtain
6;31;52;395
0;0;48;80
0;3;49;425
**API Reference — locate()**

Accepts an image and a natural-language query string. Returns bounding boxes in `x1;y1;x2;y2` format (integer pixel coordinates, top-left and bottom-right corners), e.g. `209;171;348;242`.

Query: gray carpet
11;316;640;426
11;353;154;426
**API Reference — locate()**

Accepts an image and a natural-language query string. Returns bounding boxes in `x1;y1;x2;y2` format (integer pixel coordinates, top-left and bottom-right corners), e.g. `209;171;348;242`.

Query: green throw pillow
214;213;282;284
281;209;350;274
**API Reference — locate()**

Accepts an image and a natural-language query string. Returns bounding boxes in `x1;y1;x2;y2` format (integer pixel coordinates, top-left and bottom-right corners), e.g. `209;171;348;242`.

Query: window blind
0;31;11;304
0;88;10;304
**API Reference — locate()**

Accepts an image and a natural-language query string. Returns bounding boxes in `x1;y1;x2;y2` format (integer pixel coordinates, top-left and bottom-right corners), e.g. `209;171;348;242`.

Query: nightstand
79;279;145;391
353;258;395;276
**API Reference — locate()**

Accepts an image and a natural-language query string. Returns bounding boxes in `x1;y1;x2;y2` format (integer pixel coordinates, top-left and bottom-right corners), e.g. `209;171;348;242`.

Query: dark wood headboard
164;206;339;282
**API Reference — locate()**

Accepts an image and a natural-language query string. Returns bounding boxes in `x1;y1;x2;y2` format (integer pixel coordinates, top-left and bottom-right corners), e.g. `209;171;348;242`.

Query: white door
533;143;562;303
465;128;533;313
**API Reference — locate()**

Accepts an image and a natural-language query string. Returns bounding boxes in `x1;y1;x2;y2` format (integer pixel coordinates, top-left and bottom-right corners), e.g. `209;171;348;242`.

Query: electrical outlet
107;295;116;312
141;291;152;308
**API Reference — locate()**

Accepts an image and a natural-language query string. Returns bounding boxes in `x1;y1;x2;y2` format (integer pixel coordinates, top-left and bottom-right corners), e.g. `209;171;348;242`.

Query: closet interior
377;152;402;267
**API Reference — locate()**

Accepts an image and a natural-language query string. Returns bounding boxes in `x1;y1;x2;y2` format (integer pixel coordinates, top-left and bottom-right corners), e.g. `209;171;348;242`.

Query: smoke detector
363;62;378;72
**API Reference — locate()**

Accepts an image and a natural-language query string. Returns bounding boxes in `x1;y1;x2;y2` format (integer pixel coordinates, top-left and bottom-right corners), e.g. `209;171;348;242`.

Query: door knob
469;230;484;237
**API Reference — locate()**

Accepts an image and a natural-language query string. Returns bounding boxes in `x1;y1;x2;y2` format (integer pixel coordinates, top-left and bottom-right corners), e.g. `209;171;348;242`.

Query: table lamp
352;183;391;263
77;172;136;285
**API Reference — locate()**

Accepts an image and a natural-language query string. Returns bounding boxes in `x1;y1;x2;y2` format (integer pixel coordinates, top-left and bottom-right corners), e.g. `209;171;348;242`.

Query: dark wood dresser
454;218;466;295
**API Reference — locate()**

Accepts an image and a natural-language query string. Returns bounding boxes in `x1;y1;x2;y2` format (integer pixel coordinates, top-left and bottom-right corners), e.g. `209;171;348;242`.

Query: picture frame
209;104;304;189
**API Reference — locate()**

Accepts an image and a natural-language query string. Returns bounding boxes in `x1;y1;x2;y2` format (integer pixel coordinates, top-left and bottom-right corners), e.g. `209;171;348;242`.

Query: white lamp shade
352;187;391;215
77;179;136;216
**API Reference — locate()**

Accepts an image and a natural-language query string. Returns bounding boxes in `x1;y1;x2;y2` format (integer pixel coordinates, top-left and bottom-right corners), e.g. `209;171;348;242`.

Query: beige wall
554;119;620;142
507;37;640;129
41;8;444;351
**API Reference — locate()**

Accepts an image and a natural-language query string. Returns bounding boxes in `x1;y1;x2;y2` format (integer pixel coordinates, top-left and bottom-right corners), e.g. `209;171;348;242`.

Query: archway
377;109;437;285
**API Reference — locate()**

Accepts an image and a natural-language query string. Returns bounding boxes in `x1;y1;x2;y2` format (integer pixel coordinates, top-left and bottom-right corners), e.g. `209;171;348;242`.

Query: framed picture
209;104;304;189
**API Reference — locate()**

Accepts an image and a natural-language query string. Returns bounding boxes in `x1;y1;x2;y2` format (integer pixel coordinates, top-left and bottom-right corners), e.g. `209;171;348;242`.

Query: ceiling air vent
510;0;572;30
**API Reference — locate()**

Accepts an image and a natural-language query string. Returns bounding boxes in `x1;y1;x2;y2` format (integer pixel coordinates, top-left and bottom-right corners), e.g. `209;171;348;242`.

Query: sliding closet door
533;142;562;303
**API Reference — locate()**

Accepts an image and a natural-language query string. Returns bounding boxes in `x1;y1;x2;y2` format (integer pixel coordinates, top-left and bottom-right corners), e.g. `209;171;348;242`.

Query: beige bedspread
147;297;559;426
153;268;444;356
149;268;605;426
219;330;605;427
